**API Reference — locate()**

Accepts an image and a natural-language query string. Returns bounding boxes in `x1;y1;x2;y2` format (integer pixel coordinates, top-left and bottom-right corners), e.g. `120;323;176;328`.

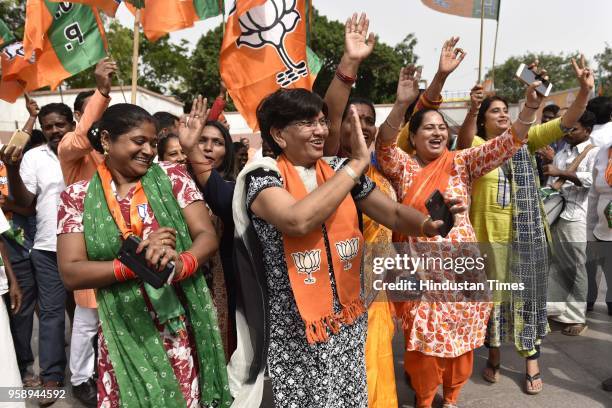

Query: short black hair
542;104;560;116
88;104;157;154
153;111;179;130
341;96;376;122
74;90;95;113
577;110;596;131
586;96;612;125
256;88;328;156
38;103;73;124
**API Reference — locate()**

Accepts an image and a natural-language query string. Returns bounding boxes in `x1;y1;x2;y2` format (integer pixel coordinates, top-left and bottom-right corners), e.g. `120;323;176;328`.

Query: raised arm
560;55;594;129
22;94;39;136
252;106;370;236
323;12;375;156
456;84;484;150
58;58;114;163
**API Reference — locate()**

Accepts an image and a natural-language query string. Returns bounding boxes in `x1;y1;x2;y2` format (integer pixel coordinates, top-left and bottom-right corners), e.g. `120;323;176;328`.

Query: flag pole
478;0;485;83
130;9;141;104
491;19;499;90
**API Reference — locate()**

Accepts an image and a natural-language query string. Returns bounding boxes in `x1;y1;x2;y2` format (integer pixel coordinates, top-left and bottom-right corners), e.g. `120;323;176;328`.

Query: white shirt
587;142;612;241
590;122;612;147
19;145;65;251
0;210;12;295
548;140;598;222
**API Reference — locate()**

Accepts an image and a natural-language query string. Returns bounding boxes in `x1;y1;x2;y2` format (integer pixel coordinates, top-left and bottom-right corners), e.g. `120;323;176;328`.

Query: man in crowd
153;111;179;138
0;100;74;406
587;96;612;146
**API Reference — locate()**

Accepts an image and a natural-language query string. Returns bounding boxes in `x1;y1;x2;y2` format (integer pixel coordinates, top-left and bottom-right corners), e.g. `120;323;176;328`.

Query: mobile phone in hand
425;190;455;238
117;235;174;289
515;63;553;96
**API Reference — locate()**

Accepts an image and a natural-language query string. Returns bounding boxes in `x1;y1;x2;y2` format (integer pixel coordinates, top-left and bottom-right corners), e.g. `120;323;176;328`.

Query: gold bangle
383;118;402;132
344;164;361;184
420;216;432;237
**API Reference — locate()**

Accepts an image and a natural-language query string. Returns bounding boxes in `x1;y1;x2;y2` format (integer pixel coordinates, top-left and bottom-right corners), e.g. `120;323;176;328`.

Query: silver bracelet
344;164;361;184
516;115;537;126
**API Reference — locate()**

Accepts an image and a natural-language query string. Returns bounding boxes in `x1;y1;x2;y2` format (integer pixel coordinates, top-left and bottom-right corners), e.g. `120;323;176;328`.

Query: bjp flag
48;0;121;16
421;0;500;20
0;19;16;49
220;0;321;130
123;0;224;41
3;2;108;102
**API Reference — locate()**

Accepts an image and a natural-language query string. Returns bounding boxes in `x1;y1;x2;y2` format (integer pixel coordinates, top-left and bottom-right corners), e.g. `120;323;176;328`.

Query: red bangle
113;259;136;282
335;68;356;86
176;251;199;282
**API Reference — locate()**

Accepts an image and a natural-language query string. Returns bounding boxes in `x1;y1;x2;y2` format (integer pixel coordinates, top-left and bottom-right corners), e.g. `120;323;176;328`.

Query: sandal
525;372;543;395
562;323;588;336
22;374;41;388
442;403;458;408
482;359;500;383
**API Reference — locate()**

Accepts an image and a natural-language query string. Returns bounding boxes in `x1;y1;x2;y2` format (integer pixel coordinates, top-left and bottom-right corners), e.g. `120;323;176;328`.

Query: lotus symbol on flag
233;0;308;87
291;249;321;284
335;238;359;271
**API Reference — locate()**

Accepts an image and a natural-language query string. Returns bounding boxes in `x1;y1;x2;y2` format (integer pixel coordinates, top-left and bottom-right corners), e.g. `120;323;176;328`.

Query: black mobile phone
515;63;553;96
425;190;454;238
117;235;174;289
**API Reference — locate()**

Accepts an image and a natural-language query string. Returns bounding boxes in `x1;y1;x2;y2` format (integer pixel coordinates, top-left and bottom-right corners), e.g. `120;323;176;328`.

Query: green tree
486;52;582;103
0;0;25;38
595;43;612;96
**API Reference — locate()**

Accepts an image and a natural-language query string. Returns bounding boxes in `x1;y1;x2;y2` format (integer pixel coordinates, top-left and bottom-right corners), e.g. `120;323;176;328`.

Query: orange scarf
97;163;148;238
395;150;455;242
277;155;365;344
606;147;612;187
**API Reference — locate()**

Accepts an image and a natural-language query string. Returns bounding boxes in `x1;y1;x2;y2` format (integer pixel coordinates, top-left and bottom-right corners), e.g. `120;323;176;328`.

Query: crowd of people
0;11;610;408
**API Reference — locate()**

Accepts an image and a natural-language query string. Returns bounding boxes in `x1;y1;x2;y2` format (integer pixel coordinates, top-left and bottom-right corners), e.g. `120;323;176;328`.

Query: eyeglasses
289;118;331;130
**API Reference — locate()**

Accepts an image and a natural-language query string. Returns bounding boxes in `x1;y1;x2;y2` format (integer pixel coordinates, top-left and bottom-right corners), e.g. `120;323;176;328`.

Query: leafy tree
486;52;582;103
0;0;25;38
595;43;612;96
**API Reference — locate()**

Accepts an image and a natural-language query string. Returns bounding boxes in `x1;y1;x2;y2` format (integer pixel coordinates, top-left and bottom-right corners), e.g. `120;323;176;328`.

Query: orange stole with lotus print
277;155;365;344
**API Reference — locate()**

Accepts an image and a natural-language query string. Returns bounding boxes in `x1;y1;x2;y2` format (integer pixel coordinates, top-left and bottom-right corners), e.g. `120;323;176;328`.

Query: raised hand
469;84;485;112
344;13;376;62
94;57;117;97
396;65;422;106
178;95;209;155
24;94;39;118
438;36;466;77
0;144;24;168
571;54;594;92
525;80;545;109
349;105;370;167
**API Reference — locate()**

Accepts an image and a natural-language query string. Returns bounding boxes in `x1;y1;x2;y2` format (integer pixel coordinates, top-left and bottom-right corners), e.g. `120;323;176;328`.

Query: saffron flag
421;0;500;20
220;0;321;130
3;1;107;102
48;0;121;16
0;19;16;49
124;0;224;42
0;42;38;102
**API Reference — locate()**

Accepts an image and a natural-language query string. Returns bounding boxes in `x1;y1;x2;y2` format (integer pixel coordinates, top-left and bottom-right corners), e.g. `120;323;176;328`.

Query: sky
116;0;612;93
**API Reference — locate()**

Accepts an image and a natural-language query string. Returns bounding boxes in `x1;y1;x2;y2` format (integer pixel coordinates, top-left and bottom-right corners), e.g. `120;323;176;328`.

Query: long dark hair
204;120;235;181
88;104;157;154
476;96;509;138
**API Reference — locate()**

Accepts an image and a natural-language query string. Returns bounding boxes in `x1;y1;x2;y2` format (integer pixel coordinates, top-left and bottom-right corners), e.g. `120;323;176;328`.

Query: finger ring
194;115;200;118
161;246;166;256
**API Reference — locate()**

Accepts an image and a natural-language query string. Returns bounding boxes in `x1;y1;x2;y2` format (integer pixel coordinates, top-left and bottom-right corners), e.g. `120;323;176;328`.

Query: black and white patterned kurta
244;158;376;408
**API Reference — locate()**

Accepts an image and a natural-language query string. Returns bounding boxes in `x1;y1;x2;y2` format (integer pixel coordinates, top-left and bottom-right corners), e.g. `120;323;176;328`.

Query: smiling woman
56;104;232;407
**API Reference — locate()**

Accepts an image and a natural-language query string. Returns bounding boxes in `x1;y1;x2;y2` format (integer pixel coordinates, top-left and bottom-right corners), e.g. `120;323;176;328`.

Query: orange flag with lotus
220;0;321;130
48;0;121;16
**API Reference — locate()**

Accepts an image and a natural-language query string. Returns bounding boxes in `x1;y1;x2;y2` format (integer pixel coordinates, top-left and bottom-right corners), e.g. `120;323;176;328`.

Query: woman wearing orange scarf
374;65;545;407
229;84;466;407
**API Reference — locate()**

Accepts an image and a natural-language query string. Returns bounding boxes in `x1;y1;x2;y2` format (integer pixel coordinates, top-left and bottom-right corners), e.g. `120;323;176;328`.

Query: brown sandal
482;359;500;383
562;323;588;336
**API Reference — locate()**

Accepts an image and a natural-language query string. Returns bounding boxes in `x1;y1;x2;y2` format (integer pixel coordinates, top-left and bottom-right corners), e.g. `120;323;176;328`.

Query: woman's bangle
516;114;537;126
343;164;361;184
175;251;199;282
383;118;402;132
420;216;432;237
113;259;136;282
524;103;539;110
335;68;356;86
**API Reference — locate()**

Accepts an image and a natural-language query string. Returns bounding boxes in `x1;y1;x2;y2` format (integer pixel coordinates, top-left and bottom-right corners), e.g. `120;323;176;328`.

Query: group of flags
1;0;506;131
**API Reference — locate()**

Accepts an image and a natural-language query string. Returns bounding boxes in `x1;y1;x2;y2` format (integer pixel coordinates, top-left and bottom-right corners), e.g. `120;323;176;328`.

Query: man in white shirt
0;102;73;402
544;111;599;336
587;96;612;147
